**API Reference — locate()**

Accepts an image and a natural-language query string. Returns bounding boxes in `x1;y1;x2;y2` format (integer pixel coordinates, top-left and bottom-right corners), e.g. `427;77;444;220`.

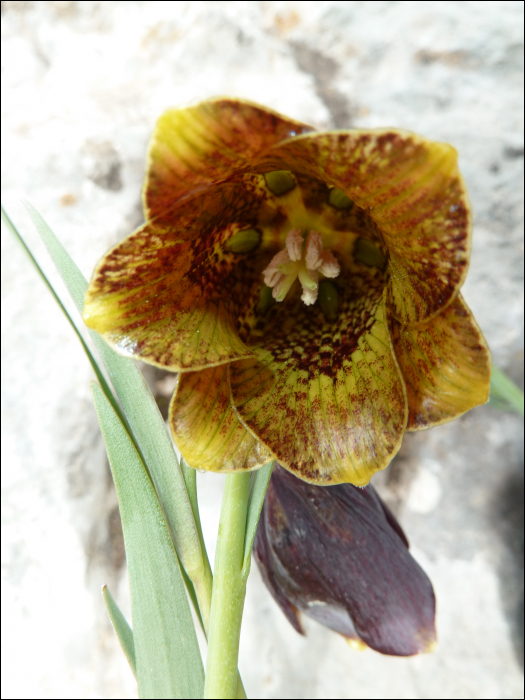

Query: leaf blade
1;206;121;420
92;382;204;699
243;461;274;573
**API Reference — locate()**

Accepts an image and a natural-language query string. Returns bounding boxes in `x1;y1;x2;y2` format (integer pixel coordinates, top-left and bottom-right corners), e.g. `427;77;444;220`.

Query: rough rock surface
1;2;523;698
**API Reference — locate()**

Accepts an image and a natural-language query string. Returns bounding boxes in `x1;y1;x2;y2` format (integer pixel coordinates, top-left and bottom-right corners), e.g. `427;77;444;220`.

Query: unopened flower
83;98;490;485
255;466;436;656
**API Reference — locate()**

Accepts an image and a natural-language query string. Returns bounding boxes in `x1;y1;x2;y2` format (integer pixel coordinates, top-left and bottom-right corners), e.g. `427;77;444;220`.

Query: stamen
305;231;324;269
286;228;304;261
262;229;341;306
225;228;261;253
328;187;354;210
262;249;290;287
264;170;296;196
318;250;340;277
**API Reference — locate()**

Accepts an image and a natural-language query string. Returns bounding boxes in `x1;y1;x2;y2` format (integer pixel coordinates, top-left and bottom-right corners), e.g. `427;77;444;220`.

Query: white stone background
1;1;523;698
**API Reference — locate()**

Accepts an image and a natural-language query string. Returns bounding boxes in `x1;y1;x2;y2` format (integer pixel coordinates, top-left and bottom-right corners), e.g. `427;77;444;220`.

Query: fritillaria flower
83;98;490;485
255;466;436;656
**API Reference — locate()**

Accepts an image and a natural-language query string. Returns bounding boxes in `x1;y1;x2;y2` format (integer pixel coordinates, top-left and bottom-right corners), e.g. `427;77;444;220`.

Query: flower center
262;229;341;306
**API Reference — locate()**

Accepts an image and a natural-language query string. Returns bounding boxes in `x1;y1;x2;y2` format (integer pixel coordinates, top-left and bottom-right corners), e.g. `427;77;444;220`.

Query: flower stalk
204;473;252;699
179;462;248;698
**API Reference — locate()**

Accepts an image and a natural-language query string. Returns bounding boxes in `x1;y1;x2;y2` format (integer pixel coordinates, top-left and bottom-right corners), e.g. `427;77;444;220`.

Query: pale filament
262;229;340;305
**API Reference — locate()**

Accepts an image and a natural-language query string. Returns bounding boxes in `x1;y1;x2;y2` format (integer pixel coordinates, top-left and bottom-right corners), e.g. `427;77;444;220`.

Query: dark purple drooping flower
254;466;436;656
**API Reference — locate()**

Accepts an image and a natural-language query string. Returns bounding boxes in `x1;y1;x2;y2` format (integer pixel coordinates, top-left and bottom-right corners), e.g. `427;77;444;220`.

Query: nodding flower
255;465;436;656
83;98;490;486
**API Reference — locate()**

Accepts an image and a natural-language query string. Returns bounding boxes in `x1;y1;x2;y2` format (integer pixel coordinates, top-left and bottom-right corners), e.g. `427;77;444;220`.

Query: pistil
262;229;340;306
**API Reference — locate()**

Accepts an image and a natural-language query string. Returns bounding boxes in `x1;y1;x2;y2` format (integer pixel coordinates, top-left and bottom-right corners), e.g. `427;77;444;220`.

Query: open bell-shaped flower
254;466;436;656
83;98;491;486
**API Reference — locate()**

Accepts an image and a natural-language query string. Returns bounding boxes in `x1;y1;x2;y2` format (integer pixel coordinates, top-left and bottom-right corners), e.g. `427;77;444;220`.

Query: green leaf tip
102;585;136;678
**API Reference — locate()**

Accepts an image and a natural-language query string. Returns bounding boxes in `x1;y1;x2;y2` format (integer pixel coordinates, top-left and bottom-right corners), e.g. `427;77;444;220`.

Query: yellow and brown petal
390;294;491;430
83;98;491;486
169;363;273;472
229;288;407;486
143;98;313;219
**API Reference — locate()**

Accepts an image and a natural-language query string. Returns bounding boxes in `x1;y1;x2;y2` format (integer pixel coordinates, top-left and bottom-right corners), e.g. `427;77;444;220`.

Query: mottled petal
83;178;275;370
230;292;407;486
144;98;312;219
259;130;470;323
390;294;491;430
169;364;273;472
255;468;436;656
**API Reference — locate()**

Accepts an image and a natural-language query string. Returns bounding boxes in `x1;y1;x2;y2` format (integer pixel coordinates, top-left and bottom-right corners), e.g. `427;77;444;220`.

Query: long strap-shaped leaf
22;202;204;580
1;207;123;422
92;383;204;699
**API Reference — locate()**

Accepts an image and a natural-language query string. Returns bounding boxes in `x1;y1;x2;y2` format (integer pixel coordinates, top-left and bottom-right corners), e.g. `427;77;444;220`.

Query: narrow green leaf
92;382;204;699
242;461;274;574
102;585;136;678
180;563;206;635
181;457;209;567
1;206;120;421
21;202;88;313
489;365;524;417
180;457;214;634
22;202;204;580
181;457;200;530
89;351;204;578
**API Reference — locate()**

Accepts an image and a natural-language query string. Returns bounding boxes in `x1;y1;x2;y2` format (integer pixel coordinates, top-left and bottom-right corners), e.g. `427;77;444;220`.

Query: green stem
181;462;246;697
204;473;251;699
194;568;247;699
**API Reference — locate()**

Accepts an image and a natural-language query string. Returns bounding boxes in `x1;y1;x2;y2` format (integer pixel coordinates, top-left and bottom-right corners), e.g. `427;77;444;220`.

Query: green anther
257;284;275;314
354;237;387;269
328;187;354;210
225;228;261;254
264;170;296;196
318;281;339;321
